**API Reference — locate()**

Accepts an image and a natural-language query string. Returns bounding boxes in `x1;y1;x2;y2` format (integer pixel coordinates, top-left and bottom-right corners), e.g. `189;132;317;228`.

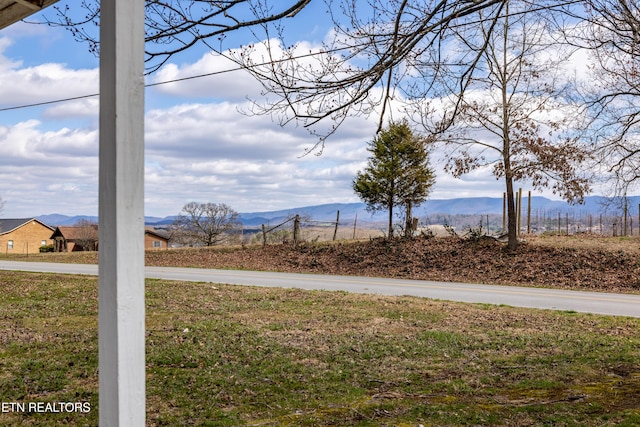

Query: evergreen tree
353;121;435;238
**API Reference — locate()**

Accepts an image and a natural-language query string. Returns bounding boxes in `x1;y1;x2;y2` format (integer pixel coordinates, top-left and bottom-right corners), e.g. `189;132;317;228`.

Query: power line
0;93;99;112
0;30;474;114
0;43;365;113
0;63;245;113
2;0;570;115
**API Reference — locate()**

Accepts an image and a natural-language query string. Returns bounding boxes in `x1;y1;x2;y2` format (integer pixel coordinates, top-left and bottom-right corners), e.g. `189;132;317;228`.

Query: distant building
0;218;54;254
50;225;171;252
145;228;171;250
50;225;98;252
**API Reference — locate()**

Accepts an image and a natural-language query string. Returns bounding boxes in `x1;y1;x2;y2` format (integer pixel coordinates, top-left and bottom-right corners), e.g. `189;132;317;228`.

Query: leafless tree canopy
573;0;640;195
43;0;311;73
230;0;584;150
173;202;241;246
45;2;578;136
41;1;639;198
73;218;99;251
422;0;591;249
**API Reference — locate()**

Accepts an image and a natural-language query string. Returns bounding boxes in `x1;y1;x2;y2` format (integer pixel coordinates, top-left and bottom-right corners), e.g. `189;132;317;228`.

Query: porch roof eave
0;0;59;30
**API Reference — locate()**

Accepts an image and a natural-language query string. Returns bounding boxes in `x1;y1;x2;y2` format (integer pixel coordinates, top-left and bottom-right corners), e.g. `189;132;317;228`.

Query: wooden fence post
600;214;603;235
517;188;523;237
515;192;519;236
261;224;267;247
333;210;340;241
624;201;628;236
527;191;531;235
502;192;506;233
293;215;300;246
352;213;358;240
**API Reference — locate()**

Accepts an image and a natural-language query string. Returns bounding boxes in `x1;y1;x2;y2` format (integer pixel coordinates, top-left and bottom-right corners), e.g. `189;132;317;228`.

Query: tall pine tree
353;121;436;238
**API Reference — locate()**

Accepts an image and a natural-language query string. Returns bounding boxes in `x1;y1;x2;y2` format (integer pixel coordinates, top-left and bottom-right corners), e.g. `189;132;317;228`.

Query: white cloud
0;62;97;111
42;98;99;119
150;51;264;101
0;119;99;216
1;23;594;219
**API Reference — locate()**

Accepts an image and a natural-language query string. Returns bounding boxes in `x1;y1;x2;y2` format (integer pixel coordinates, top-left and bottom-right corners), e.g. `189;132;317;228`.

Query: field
1;235;639;426
0;270;639;426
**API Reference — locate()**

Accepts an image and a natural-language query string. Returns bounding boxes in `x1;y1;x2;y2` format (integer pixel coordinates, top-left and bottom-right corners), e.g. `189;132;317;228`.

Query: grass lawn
0;270;639;426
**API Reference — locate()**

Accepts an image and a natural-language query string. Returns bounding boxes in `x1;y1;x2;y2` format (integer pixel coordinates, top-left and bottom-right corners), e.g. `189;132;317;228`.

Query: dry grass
527;233;640;254
1;270;639;426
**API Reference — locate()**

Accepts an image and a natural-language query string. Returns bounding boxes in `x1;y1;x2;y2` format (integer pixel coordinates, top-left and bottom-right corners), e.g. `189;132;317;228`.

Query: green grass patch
0;270;639;426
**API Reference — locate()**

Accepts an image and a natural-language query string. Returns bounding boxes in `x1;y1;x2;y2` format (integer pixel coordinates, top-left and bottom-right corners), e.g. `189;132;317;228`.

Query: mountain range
34;195;639;228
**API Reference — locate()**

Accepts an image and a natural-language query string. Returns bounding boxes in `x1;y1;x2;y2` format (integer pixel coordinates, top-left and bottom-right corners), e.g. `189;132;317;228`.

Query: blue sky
0;2;588;219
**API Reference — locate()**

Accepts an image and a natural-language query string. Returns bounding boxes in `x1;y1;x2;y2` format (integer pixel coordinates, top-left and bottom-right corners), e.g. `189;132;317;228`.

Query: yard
1;264;639;426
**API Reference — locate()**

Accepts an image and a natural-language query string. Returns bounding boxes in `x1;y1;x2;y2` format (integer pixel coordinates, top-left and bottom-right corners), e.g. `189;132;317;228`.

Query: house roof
145;228;171;241
0;0;59;30
50;226;166;241
0;218;54;235
50;225;98;240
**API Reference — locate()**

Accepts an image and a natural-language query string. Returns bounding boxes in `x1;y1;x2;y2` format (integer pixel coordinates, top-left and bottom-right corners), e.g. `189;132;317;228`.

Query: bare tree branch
38;0;313;73
561;0;640;195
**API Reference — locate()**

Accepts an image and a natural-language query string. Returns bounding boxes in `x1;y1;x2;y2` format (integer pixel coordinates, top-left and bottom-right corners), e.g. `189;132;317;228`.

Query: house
0;218;54;254
50;225;170;251
50;225;98;252
145;229;170;250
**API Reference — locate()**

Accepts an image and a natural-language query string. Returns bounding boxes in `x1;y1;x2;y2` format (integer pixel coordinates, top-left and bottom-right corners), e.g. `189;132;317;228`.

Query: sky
0;2;598;219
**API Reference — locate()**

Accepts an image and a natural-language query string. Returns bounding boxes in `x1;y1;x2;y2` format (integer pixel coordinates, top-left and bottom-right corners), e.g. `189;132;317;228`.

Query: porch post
98;0;146;425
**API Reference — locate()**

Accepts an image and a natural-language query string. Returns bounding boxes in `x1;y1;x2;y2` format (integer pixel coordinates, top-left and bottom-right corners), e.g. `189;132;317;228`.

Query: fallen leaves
144;236;640;292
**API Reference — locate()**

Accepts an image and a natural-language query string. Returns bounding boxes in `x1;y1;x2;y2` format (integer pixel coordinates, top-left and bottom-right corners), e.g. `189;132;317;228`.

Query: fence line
260;211;342;246
251;201;640;247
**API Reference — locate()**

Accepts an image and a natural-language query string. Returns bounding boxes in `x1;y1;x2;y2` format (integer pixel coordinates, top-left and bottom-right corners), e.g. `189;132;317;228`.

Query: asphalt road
1;260;638;318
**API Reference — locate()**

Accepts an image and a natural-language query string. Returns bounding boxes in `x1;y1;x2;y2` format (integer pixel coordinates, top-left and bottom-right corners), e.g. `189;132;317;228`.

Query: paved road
1;260;638;318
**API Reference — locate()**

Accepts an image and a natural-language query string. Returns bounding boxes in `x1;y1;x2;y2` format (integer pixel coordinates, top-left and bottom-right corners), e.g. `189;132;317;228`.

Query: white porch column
98;0;146;425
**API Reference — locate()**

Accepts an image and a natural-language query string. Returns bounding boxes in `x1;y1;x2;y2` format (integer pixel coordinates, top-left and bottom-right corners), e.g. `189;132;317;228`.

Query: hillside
142;235;640;293
9;233;640;292
35;195;640;227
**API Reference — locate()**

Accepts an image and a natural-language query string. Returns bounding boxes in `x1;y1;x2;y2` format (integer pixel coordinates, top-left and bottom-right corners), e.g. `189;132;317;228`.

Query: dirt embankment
145;236;640;293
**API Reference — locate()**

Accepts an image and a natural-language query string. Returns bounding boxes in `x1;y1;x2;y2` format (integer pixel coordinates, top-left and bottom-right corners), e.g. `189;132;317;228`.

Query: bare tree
569;0;640;196
74;218;99;251
427;1;591;249
173;202;241;246
42;2;581;142
40;0;311;73
231;0;584;150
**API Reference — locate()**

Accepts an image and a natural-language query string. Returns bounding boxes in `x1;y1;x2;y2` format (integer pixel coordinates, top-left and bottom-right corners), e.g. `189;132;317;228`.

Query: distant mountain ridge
34;195;639;228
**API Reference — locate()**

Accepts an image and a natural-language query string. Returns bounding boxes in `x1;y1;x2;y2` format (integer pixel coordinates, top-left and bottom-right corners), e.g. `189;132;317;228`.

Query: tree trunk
404;200;413;238
388;202;394;239
500;9;518;252
505;175;518;251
